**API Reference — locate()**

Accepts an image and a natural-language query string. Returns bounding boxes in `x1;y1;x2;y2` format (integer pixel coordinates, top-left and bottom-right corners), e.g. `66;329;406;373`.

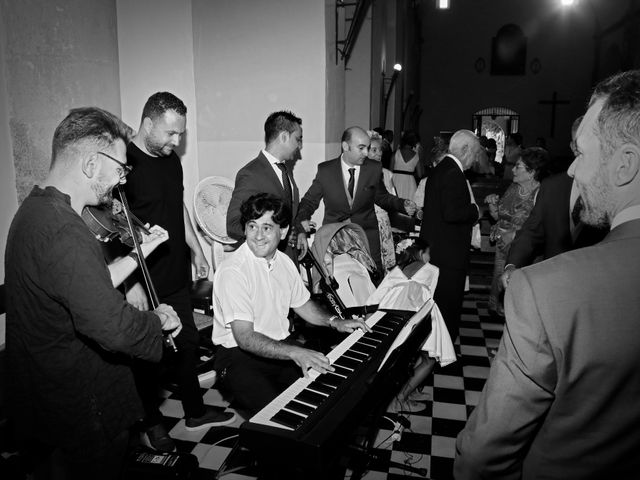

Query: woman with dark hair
484;146;550;317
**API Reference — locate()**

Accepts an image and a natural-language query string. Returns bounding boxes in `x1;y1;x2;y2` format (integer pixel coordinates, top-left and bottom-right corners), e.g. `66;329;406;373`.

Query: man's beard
92;178;114;207
579;163;613;228
145;136;172;157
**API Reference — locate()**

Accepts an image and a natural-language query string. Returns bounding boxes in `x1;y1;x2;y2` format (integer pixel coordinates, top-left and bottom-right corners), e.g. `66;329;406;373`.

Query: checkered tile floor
156;286;504;480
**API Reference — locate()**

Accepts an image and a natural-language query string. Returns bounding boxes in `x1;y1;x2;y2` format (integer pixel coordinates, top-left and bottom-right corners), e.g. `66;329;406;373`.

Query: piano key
332;365;352;378
344;349;369;361
307;381;335;395
351;342;376;356
295;389;327;406
363;331;388;342
357;338;381;349
380;317;402;326
316;372;344;388
285;399;315;416
334;356;361;371
270;409;307;429
372;326;393;335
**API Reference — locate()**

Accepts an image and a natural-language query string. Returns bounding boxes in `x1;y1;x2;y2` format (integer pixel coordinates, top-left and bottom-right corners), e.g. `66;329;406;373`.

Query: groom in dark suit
296;126;415;274
419;129;481;340
227;110;307;262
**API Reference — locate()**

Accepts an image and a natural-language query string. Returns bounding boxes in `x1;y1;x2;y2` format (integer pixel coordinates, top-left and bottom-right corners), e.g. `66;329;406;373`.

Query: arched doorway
473;107;520;163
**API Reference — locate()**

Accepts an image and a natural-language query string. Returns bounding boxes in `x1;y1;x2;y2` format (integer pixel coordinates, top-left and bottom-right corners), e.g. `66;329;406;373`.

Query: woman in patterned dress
368;131;396;273
485;147;550;317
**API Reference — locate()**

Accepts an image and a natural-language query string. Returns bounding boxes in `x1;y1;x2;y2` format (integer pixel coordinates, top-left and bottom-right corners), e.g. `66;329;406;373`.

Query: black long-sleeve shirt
5;186;164;459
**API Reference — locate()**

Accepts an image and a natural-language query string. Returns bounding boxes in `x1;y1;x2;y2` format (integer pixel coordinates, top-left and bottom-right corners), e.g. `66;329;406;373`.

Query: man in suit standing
500;118;607;288
227;110;307;262
419;129;481;341
296;126;416;275
455;69;640;479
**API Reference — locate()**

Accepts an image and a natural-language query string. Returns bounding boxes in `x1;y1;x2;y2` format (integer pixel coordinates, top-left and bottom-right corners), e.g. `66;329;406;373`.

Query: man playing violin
4;107;182;479
124;92;236;452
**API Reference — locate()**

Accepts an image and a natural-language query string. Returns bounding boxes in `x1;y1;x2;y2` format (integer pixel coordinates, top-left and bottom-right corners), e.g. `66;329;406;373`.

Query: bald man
418;129;481;340
297;126;415;275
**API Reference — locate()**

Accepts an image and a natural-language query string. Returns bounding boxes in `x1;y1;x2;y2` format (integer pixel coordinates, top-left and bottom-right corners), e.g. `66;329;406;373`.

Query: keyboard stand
342;318;430;479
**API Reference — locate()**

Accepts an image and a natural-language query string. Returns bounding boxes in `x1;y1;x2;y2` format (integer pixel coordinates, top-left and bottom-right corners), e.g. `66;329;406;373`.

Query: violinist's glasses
98;151;133;179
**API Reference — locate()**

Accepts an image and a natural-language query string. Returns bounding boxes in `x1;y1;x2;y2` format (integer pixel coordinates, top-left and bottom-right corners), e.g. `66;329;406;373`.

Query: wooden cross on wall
539;91;570;138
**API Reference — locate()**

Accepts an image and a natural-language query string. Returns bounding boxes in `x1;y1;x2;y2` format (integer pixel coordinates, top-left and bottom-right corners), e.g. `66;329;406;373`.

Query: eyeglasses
98;151;132;179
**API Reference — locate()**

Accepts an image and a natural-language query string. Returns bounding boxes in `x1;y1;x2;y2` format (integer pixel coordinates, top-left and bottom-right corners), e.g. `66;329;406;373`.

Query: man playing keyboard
213;193;369;417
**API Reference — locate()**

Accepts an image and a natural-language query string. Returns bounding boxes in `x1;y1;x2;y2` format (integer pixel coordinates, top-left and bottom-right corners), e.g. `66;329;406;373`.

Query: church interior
1;0;639;478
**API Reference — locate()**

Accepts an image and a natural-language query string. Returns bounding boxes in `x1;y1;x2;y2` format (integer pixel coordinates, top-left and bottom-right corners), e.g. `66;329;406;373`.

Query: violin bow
116;185;178;352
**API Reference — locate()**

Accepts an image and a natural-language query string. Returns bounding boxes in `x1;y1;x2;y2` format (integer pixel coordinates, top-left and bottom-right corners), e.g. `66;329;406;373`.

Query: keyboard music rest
239;305;432;479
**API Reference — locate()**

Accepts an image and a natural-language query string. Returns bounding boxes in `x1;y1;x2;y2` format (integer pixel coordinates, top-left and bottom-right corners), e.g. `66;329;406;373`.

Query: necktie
276;162;293;205
348;168;355;198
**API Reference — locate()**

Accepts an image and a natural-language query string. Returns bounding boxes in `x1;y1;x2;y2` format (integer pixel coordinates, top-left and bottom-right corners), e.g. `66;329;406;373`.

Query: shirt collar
262;149;281;165
340;155;360;173
611;204;640;230
239;241;281;271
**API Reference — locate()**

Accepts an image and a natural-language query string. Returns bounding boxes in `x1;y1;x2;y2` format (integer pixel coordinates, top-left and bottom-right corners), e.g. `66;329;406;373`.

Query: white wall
192;0;328;227
1;0;121;345
0;11;18;282
0;18;18;345
345;4;373;130
116;0;211;271
117;0;333;239
116;0;201;236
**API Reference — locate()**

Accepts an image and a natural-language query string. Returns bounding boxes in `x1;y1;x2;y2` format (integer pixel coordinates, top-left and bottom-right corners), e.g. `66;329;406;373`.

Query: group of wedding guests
369;123;548;324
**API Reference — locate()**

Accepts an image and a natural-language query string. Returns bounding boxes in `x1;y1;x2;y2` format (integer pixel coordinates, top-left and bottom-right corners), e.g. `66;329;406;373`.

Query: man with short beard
5;107;181;479
227;110;308;264
124;92;236;452
455;70;640;479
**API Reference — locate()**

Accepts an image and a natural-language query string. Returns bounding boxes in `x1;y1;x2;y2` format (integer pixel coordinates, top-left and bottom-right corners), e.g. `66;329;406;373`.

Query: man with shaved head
418;129;482;340
297;126;416;275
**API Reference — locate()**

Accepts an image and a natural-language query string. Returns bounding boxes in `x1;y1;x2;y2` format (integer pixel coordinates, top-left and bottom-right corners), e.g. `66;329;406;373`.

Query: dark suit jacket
419;156;479;271
507;172;607;267
296;157;405;266
455;219;640;479
227;151;301;243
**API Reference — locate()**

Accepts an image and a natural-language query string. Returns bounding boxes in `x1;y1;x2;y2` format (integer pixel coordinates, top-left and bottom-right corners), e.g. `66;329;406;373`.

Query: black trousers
214;346;300;417
133;286;205;426
433;266;467;342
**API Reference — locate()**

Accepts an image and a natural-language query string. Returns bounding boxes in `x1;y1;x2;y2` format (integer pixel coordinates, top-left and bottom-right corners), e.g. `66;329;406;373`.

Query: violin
82;199;150;247
82;188;178;352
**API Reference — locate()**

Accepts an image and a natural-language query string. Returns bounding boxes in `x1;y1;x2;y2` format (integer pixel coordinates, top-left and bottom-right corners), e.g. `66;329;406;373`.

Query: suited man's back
420;156;477;271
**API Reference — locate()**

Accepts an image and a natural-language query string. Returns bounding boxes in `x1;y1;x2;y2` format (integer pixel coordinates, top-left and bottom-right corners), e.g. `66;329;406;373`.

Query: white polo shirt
212;242;310;348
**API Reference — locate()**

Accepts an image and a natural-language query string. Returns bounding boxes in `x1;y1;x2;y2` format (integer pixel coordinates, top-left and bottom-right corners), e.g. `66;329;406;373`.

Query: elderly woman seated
484;147;550;318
